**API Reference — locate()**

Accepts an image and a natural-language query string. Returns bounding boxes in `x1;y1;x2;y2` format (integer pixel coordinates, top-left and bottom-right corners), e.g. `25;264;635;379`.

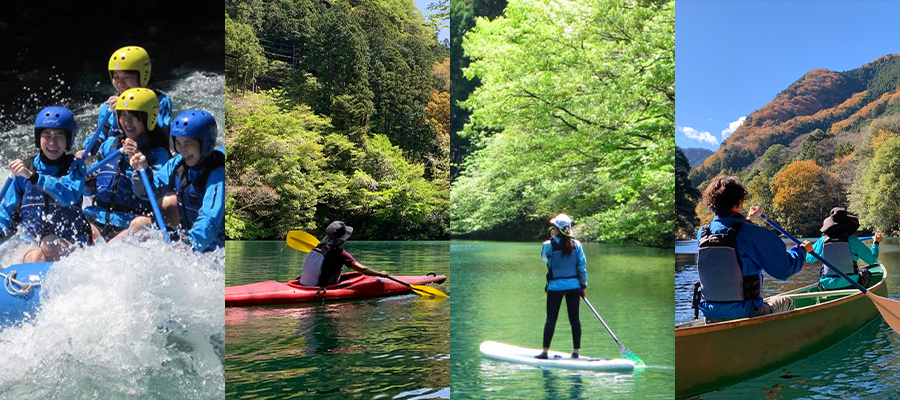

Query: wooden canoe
675;263;888;398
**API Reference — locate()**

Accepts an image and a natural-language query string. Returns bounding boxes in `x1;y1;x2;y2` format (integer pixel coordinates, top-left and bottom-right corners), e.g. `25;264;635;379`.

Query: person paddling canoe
694;176;813;323
297;221;388;287
806;207;883;290
536;213;587;360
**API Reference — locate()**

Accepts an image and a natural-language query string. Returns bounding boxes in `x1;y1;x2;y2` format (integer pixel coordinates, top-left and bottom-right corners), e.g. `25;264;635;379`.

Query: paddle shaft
384;275;413;288
0;178;10;206
139;168;169;243
760;214;867;293
582;296;623;345
85;149;122;175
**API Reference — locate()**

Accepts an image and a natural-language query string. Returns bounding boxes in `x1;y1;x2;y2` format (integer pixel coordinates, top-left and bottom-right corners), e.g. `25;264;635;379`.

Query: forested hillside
224;0;450;240
451;0;675;246
681;147;714;167
680;54;900;238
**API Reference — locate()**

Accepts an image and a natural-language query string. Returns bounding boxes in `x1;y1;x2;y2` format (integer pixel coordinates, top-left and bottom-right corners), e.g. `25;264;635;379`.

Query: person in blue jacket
694;176;813;323
84;88;170;242
79;46;172;160
0;106;90;262
806;207;883;290
129;110;224;252
536;213;588;360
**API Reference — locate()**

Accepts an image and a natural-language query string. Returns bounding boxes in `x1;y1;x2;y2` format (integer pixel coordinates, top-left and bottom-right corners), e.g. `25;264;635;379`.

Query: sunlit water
0;71;225;399
450;241;675;399
676;238;900;399
225;241;450;399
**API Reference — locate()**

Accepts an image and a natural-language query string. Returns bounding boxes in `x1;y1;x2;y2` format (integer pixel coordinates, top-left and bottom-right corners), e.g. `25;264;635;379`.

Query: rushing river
450;240;674;399
225;241;450;399
676;237;900;399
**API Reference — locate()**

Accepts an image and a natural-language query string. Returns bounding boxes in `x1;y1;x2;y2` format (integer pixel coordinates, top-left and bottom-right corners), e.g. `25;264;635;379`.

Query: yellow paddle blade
410;284;449;298
286;230;319;252
866;292;900;334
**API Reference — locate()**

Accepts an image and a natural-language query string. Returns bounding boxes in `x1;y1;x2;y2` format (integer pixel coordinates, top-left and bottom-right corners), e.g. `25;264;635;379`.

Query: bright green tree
225;13;267;92
850;137;900;234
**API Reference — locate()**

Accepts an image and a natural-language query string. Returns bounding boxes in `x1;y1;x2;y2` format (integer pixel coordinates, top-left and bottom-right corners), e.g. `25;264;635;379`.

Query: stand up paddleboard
479;341;635;371
0;262;49;326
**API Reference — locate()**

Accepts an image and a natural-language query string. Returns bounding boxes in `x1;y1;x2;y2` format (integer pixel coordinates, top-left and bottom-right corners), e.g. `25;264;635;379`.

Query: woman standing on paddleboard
536;214;587;359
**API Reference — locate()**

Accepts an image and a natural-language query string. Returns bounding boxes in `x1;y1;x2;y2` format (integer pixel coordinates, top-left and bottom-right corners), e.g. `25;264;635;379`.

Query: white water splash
0;237;224;400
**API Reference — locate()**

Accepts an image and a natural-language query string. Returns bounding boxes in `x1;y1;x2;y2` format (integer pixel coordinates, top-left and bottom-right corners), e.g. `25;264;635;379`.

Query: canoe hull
479;341;635;371
0;262;51;327
225;273;446;306
675;264;889;397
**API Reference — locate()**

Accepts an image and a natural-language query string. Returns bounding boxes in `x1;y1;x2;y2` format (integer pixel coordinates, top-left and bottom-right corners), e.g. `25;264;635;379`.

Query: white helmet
550;214;574;237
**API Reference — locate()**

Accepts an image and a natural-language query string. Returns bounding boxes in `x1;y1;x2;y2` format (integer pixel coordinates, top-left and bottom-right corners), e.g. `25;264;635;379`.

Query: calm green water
450;241;675;399
225;241;450;399
676;238;900;399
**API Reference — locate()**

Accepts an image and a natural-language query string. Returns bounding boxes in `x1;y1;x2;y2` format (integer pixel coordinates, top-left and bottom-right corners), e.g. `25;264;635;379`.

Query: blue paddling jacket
0;154;89;244
697;216;807;320
84;135;170;229
541;236;588;292
134;150;225;252
82;92;172;157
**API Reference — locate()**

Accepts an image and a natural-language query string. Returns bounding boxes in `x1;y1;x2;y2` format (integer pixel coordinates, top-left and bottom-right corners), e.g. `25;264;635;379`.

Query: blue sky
676;1;900;151
413;0;449;43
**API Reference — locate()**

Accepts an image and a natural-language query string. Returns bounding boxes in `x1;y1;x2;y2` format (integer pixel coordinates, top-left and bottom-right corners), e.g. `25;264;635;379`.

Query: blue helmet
170;110;218;157
34;106;77;151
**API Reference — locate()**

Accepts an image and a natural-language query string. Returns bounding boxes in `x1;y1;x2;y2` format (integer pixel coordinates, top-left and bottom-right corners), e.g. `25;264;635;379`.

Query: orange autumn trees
770;160;846;235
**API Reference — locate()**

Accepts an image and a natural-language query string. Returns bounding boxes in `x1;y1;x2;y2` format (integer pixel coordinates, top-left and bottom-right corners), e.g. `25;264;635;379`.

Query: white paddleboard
479;341;635;371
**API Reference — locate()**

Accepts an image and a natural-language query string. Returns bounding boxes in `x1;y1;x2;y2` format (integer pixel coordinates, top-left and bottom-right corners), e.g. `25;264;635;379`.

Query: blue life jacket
298;245;343;287
821;235;857;277
170;150;226;249
546;239;582;291
697;222;761;303
88;137;168;228
17;155;89;244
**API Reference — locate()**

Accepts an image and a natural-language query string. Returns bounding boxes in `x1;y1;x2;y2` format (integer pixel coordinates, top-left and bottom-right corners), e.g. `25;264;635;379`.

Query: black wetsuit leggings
543;289;582;349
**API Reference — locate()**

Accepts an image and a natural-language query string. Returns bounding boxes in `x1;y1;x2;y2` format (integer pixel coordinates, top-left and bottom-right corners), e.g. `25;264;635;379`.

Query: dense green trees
225;0;449;240
452;0;674;246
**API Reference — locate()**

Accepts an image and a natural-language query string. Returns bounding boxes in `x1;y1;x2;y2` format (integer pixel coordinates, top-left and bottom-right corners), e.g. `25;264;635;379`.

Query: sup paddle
285;230;448;297
582;295;644;367
85;149;122;175
138;168;169;243
760;214;900;334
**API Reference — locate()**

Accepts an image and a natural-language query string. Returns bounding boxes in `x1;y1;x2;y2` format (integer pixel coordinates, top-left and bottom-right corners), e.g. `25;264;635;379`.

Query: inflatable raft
0;262;50;326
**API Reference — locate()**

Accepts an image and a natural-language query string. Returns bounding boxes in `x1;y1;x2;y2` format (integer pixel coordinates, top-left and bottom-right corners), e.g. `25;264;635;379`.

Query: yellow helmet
108;46;152;87
116;88;159;131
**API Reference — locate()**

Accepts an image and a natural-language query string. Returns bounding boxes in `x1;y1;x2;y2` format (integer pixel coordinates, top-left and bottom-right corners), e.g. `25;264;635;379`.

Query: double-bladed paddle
285;230;448;297
760;214;900;334
582;295;645;367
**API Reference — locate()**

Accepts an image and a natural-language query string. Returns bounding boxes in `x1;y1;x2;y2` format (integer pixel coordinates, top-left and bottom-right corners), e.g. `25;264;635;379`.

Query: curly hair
702;176;747;215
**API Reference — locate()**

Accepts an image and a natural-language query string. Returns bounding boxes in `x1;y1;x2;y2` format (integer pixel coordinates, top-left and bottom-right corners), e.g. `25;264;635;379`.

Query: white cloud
721;116;746;140
678;126;718;145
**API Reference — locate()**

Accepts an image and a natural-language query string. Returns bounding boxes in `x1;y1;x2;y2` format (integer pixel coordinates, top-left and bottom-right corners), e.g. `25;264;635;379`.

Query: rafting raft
225;272;447;306
675;262;888;398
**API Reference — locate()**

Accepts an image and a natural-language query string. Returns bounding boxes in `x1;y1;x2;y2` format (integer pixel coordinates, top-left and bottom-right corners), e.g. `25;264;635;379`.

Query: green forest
678;54;900;238
451;0;675;247
224;0;450;240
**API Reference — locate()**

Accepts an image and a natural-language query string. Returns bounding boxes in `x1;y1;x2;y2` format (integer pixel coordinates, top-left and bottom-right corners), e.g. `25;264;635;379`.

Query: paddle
760;214;900;334
138;168;169;243
383;275;448;298
285;230;448;297
85;149;122;175
859;236;874;242
0;178;11;206
582;295;644;367
286;230;319;252
80;109;111;160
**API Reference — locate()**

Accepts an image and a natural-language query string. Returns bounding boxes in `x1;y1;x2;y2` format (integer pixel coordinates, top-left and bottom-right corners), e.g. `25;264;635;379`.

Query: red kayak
225;273;447;306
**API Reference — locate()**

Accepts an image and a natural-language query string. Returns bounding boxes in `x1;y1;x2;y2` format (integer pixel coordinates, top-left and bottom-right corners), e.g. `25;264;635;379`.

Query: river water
450;240;675;399
676;237;900;399
225;241;450;399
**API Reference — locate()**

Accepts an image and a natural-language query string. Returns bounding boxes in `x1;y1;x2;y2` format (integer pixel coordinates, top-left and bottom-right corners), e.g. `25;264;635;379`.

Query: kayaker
0;106;91;262
83;88;171;242
297;221;389;287
806;207;882;290
536;213;587;360
694;176;813;323
130;110;225;252
78;46;172;160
